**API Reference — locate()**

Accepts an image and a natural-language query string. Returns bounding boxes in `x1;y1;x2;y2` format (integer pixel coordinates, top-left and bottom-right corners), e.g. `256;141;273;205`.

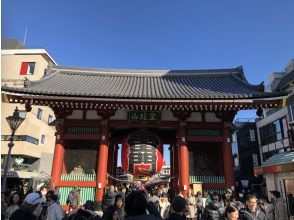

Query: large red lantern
121;131;163;176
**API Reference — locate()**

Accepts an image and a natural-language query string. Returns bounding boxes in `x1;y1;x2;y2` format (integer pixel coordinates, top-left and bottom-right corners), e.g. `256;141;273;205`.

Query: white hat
25;192;44;205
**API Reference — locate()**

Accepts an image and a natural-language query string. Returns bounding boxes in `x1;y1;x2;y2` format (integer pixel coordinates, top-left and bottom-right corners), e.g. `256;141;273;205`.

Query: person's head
46;193;58;206
188;188;194;196
259;195;270;204
160;192;168;202
9;192;22;206
196;191;202;197
115;194;124;209
109;185;115;192
84;200;95;210
23;192;44;218
270;190;281;201
171;196;187;215
121;187;126;194
246;194;258;212
225;203;239;220
125;190;147;216
238;191;244;198
212;192;220;203
40;186;48;197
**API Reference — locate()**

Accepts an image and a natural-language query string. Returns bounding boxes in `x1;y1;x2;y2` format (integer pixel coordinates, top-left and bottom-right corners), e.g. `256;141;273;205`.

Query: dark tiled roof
276;70;294;91
1;65;285;100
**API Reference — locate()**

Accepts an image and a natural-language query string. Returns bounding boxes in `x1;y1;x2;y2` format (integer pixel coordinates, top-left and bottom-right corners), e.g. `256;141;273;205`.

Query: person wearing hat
167;195;187;220
102;193;125;220
10;192;44;220
269;190;288;220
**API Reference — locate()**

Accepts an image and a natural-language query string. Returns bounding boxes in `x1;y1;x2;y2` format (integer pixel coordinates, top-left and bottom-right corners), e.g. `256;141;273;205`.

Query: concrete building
1;39;57;191
254;59;294;218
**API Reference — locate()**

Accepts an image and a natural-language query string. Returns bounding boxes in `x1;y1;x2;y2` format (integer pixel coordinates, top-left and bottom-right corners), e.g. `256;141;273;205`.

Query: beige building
1;39;57;189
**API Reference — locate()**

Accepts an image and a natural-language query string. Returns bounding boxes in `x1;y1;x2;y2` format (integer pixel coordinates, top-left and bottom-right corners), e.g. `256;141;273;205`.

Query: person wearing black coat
102;194;125;220
239;194;267;220
202;193;225;220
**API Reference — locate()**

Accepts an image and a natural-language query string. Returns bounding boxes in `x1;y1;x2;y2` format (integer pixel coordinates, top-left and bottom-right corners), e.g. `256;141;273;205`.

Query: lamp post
2;107;25;193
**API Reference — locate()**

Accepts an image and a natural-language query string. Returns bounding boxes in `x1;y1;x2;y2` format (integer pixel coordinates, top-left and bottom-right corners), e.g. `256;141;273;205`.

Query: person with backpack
202;192;225;220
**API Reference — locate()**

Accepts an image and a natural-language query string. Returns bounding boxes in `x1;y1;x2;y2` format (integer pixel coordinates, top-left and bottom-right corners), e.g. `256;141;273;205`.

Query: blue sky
2;0;294;165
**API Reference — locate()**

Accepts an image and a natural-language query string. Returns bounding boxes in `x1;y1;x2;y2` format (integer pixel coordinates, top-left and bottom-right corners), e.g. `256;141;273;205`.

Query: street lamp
2;107;26;193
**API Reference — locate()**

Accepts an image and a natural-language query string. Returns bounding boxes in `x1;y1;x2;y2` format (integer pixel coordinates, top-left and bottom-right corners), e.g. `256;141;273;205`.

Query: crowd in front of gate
1;182;289;220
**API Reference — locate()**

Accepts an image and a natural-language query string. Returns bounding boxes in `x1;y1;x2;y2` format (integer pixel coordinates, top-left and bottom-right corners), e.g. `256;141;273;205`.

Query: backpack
66;192;74;205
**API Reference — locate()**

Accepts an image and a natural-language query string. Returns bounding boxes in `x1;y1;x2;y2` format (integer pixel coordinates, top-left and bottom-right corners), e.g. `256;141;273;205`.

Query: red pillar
222;126;235;190
51;143;64;188
178;125;190;196
96;121;109;202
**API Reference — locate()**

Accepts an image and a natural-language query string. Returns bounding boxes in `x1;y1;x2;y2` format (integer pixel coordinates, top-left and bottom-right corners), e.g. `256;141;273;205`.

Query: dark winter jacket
9;205;37;220
166;212;186;220
102;191;117;212
102;205;125;220
202;201;225;220
240;208;267;220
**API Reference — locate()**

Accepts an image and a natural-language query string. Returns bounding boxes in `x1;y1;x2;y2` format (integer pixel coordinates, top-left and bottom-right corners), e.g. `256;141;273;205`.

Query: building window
36;108;43;120
41;135;45;144
20;62;35;75
260;119;285;146
48;115;53;124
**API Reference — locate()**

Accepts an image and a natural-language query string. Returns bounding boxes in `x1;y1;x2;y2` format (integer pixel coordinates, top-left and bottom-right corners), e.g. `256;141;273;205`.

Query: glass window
36;108;43;120
48;115;53;124
41;135;45;144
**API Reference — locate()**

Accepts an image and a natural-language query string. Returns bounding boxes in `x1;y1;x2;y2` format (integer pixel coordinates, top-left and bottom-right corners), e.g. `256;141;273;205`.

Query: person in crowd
239;194;267;220
10;192;44;220
45;193;64;220
39;185;48;202
149;189;159;206
205;192;213;207
118;186;128;200
75;165;85;174
202;192;225;220
186;188;196;220
158;192;171;219
195;191;205;220
259;195;274;220
167;195;187;220
236;191;245;205
1;193;8;219
53;186;61;204
223;203;239;220
102;185;117;212
102;194;125;220
4;192;22;220
269;190;289;220
125;190;160;219
65;200;99;220
223;189;233;207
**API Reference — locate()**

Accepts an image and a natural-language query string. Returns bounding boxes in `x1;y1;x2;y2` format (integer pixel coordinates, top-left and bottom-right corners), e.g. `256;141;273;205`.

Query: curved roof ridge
48;64;243;77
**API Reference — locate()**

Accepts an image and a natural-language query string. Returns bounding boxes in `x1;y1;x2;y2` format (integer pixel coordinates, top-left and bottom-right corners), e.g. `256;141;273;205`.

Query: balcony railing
59;187;95;205
189;176;225;184
60;173;96;181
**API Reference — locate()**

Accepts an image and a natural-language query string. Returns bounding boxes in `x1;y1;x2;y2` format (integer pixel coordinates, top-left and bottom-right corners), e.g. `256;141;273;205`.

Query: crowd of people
1;182;289;220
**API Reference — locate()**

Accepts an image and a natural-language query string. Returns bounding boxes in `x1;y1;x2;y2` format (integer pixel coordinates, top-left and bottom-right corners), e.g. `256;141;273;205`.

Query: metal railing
60;174;96;181
59;187;95;205
189;176;225;184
